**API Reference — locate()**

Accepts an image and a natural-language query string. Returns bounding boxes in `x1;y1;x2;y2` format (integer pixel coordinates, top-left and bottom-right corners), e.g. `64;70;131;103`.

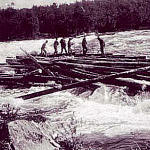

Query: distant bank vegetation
0;0;150;41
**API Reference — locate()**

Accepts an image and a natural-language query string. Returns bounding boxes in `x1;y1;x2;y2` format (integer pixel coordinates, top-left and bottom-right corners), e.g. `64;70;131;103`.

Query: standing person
60;38;67;54
68;38;73;54
97;36;105;55
54;38;59;55
41;40;48;57
82;36;88;55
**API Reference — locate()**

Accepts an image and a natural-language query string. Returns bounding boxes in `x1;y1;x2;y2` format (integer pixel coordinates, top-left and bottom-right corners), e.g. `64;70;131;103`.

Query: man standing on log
54;38;59;55
82;36;88;55
68;38;73;54
41;40;48;57
97;35;105;55
60;38;67;54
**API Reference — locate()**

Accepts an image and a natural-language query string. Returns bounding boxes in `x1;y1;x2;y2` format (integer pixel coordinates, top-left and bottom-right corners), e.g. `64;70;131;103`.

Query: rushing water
1;30;150;149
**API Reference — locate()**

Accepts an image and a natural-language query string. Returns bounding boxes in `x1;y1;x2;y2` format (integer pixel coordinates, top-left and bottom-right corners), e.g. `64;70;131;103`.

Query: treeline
0;0;150;41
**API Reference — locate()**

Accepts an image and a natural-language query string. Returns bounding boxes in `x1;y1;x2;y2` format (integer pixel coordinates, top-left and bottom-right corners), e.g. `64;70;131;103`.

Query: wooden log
101;77;149;96
73;56;150;63
0;76;25;86
35;58;147;70
73;68;100;77
137;71;150;76
20;48;54;76
6;57;21;65
0;73;77;85
51;65;95;79
30;82;57;87
74;54;146;59
3;64;36;70
116;77;150;87
0;63;7;66
0;76;23;80
108;55;146;59
74;53;113;57
55;61;130;73
31;75;78;83
70;69;97;79
60;59;150;67
24;69;42;77
17;55;148;70
128;74;150;81
53;66;150;81
17;65;150;100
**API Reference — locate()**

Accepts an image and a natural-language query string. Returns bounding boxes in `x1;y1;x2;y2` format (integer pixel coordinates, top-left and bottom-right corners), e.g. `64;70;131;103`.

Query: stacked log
2;52;150;97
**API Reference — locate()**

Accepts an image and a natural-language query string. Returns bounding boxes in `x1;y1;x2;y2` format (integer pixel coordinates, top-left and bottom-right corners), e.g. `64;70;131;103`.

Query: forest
0;0;150;41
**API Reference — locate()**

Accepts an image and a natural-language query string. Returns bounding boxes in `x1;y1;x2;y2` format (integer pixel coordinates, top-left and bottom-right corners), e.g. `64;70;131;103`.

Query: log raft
1;52;150;98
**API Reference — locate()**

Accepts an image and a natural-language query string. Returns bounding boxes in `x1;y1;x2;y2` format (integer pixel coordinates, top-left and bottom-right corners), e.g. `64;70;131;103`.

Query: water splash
0;30;150;149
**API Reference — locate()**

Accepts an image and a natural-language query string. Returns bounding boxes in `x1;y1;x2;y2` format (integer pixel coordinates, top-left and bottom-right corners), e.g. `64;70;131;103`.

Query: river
0;30;150;149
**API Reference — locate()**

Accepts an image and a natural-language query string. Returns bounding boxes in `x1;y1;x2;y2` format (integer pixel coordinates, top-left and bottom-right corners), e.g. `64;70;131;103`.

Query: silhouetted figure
82;36;88;55
60;38;67;54
41;40;48;56
68;38;73;54
54;38;59;55
97;36;105;55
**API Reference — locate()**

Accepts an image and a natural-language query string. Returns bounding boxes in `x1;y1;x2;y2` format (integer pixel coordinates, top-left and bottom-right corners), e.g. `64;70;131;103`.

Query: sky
0;0;81;9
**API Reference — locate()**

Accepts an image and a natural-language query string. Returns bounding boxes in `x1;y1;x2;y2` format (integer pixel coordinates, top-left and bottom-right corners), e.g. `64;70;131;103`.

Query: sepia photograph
0;0;150;149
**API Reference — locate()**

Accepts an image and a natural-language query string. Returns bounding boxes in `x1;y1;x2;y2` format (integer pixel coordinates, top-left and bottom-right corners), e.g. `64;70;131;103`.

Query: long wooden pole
20;48;54;76
17;65;150;100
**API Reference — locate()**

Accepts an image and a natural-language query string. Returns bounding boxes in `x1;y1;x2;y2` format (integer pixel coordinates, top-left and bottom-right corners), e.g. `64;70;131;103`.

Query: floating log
17;65;150;100
74;54;146;59
6;57;21;65
73;56;150;63
30;75;79;83
73;68;100;77
70;69;97;79
102;77;149;96
24;69;42;77
59;66;150;82
11;54;149;71
0;73;77;86
129;74;150;81
108;55;146;59
30;82;57;87
20;48;54;76
60;59;150;67
74;53;113;57
3;64;36;70
3;52;150;91
55;61;130;73
0;76;23;80
50;65;94;79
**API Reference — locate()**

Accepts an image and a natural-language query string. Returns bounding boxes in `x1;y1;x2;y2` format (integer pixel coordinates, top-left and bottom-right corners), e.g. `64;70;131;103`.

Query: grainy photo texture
0;0;150;150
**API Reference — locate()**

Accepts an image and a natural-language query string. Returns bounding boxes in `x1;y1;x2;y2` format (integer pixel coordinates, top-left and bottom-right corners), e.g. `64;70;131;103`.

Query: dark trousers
61;47;67;54
98;46;104;55
54;47;58;55
83;46;88;55
68;47;72;54
100;46;104;55
41;49;47;56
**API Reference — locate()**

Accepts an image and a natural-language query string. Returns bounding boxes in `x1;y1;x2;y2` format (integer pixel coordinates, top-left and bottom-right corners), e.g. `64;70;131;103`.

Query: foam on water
5;85;150;149
0;84;149;149
1;30;150;149
1;30;150;62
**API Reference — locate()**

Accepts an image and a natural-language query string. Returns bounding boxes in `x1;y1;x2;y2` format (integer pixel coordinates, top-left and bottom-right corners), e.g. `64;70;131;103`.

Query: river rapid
0;30;150;149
